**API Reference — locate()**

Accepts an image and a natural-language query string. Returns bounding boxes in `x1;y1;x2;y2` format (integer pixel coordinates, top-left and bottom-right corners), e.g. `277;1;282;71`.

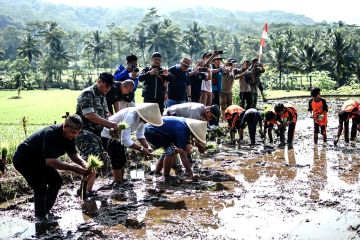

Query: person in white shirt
101;103;163;183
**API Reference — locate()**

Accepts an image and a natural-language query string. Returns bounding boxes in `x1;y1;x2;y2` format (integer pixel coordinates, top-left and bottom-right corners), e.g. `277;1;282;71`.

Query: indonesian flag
259;22;268;55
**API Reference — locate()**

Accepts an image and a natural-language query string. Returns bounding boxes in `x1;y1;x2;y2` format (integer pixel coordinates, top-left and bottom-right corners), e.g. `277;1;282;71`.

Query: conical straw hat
136;103;163;126
185;118;207;144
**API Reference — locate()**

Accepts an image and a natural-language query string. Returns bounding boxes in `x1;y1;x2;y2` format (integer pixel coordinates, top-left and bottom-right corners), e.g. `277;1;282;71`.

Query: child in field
308;88;328;144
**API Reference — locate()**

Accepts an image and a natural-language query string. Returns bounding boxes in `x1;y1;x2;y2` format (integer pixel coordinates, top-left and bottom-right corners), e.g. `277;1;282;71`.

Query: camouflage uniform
250;67;265;108
75;84;109;162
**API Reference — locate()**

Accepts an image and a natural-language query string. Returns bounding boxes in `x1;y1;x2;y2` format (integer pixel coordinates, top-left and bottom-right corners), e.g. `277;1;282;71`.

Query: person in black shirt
139;52;174;114
105;79;134;114
13;115;95;219
166;57;192;107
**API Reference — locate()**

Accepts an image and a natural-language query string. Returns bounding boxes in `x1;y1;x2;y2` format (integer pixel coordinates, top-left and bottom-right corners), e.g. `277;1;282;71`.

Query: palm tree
182;22;207;60
17;33;42;64
147;22;164;53
269;33;293;90
326;29;353;87
84;30;107;74
133;27;148;66
294;38;328;89
53;43;71;82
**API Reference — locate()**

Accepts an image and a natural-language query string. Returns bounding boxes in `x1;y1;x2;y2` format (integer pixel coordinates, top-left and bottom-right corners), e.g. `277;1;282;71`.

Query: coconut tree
294;38;328;89
133;26;148;66
268;33;293;90
326;29;353;87
182;22;207;60
84;30;107;74
17;33;42;64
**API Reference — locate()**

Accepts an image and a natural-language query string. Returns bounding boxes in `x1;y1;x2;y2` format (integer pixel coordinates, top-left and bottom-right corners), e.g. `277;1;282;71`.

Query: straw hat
185;118;207;144
136;103;163;126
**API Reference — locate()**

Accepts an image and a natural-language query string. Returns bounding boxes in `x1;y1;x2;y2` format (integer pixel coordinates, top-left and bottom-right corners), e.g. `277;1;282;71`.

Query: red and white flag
259;22;268;55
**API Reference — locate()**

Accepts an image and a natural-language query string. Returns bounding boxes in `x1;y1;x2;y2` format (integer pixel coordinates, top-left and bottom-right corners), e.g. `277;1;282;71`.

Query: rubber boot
314;134;318;145
323;134;327;143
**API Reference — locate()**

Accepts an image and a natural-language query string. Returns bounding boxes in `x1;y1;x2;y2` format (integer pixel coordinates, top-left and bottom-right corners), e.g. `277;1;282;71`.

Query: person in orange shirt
274;103;297;148
224;105;245;144
334;100;360;145
308;88;328;144
263;109;278;144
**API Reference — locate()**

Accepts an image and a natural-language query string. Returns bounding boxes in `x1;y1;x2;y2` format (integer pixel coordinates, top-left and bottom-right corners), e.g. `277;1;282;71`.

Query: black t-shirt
17;124;77;165
168;65;190;101
105;82;124;114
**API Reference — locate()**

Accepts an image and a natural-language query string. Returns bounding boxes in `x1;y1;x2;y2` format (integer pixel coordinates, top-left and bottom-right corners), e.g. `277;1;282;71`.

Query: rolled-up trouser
101;137;127;170
13;149;63;217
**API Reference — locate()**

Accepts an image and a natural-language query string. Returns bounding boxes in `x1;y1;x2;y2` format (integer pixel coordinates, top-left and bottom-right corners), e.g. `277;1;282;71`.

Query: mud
1;98;360;239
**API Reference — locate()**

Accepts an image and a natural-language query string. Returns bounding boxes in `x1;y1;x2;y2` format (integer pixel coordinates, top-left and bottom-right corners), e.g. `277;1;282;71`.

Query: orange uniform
224;105;245;129
342;100;359;118
278;104;297;123
309;98;328;126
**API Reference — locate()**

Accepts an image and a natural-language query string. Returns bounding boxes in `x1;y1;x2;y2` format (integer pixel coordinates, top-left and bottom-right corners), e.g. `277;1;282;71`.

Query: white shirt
201;79;212;92
101;107;145;147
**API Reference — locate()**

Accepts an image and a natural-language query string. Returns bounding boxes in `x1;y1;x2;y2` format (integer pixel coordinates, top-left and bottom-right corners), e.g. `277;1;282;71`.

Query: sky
43;0;360;25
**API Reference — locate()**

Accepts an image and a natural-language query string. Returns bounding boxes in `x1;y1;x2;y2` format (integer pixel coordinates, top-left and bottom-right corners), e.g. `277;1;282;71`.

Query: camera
128;64;139;73
198;67;208;72
158;69;165;75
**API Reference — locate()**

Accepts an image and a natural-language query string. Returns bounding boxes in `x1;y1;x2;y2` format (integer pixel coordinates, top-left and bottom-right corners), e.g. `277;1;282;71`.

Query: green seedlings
87;154;103;169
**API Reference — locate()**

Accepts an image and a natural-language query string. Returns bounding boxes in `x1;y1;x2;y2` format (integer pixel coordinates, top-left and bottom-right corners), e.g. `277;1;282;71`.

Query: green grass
0;88;144;124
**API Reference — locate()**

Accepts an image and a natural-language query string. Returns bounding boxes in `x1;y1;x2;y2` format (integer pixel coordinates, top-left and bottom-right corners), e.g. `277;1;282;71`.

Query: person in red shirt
224;105;245;144
334;100;360;145
274;103;297;148
308;88;328;144
263;109;278;144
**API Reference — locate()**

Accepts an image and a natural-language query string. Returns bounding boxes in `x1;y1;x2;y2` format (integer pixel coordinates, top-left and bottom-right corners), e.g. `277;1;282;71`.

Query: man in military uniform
249;58;266;108
75;72;118;177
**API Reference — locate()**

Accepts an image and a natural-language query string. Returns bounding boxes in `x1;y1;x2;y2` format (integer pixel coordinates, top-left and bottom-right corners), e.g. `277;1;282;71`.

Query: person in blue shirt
114;54;139;109
166;57;192;108
211;55;223;107
144;116;206;180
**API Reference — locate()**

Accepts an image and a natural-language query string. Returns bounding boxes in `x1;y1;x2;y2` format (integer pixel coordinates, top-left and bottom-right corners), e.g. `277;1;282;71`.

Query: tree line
0;8;359;91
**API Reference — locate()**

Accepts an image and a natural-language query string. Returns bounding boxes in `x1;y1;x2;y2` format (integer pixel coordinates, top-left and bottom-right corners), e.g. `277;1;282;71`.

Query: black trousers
13;150;63;217
144;97;165;114
240;92;251;110
344;119;357;142
279;122;296;144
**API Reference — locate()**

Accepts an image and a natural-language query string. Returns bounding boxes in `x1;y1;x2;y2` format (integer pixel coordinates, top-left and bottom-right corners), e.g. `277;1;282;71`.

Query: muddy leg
350;119;357;141
155;155;165;174
344;120;349;143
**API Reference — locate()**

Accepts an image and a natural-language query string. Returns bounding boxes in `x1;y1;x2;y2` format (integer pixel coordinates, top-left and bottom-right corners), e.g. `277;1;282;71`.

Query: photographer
166;57;192;108
114;54;140;109
221;58;239;117
211;55;223;109
139;52;174;114
189;59;206;103
237;60;252;109
198;53;213;106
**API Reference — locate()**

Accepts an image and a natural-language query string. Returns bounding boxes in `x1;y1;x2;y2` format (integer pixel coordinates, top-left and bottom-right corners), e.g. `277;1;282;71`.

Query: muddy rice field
1;98;360;239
